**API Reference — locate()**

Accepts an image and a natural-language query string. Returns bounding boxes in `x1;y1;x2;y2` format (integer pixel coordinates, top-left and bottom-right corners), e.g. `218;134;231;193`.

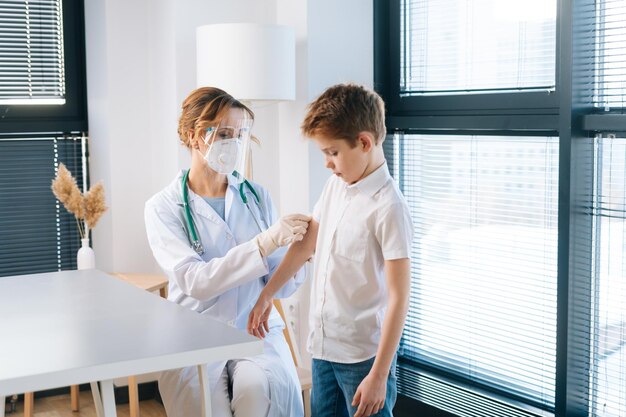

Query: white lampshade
196;23;295;102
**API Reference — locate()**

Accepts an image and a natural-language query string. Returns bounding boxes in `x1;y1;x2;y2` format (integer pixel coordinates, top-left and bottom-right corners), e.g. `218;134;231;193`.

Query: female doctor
144;87;311;417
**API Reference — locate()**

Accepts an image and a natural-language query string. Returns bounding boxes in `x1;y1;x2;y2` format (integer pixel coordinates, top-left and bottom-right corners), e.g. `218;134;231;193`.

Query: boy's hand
247;292;273;338
352;372;387;417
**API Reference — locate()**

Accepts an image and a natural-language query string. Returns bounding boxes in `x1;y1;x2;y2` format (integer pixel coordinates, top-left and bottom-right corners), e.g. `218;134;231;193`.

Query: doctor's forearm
173;239;269;299
263;220;318;297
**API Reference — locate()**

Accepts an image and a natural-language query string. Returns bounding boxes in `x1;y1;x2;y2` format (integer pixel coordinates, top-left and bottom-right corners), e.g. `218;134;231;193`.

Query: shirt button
226;234;232;239
228;320;234;326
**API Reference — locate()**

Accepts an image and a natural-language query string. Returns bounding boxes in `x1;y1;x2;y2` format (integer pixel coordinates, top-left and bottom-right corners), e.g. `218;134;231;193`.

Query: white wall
84;0;158;274
84;0;373;363
307;0;374;202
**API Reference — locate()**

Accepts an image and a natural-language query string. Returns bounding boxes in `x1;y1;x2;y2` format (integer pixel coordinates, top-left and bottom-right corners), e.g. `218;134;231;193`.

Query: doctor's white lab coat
144;170;306;417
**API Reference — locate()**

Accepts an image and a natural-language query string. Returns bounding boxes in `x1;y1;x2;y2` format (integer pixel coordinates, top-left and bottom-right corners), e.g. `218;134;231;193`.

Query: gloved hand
255;213;312;257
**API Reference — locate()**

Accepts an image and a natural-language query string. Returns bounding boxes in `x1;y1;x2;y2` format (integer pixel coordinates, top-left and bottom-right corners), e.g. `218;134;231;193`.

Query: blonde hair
178;87;254;148
301;83;386;147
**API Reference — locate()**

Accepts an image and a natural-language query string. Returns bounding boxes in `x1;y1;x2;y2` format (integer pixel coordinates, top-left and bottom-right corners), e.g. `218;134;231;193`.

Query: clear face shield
202;116;253;183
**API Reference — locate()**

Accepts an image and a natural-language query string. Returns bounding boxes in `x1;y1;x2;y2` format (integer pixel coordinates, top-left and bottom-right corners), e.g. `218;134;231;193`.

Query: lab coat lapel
224;181;236;227
187;187;231;229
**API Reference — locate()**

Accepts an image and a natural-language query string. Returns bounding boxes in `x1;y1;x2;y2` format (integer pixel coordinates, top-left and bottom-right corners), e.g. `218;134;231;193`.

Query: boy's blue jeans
311;355;397;417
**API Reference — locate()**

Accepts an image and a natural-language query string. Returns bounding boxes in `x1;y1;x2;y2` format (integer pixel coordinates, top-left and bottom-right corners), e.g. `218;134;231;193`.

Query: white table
0;269;262;417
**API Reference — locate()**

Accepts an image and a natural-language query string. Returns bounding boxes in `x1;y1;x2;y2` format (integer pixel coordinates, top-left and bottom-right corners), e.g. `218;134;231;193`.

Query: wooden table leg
128;376;140;417
23;393;34;417
303;389;311;417
71;385;80;411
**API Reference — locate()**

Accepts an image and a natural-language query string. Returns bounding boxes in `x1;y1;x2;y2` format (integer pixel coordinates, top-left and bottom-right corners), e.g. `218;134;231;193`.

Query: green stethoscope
182;169;267;255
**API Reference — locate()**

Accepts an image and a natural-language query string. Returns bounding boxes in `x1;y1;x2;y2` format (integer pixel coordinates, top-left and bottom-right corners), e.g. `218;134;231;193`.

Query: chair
273;299;312;417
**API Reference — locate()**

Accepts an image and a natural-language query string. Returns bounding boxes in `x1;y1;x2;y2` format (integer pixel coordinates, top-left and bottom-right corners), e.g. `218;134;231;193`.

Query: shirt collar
346;162;391;197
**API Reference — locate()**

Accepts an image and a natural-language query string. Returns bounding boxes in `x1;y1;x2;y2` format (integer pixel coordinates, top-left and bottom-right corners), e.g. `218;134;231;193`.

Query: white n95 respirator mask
201;117;253;182
204;136;241;175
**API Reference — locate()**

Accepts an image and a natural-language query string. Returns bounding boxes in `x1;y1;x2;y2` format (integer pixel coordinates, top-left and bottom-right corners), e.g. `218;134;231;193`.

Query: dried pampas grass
51;164;85;219
83;182;107;229
51;163;108;238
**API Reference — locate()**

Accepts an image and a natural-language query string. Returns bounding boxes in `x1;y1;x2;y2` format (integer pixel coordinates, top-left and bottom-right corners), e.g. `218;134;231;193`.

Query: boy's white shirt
308;163;414;363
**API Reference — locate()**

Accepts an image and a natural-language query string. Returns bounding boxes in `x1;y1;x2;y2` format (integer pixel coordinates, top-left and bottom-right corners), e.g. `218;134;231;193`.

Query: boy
247;84;413;417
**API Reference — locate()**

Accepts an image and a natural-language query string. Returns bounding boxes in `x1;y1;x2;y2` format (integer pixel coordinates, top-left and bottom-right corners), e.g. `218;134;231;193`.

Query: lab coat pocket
333;222;368;263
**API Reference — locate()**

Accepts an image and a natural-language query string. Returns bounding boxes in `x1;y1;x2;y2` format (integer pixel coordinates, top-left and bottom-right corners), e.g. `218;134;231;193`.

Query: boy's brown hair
301;83;386;147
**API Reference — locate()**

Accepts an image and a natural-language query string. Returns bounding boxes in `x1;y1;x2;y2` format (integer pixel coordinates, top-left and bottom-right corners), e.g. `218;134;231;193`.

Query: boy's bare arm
264;219;318;296
353;257;411;417
247;219;319;338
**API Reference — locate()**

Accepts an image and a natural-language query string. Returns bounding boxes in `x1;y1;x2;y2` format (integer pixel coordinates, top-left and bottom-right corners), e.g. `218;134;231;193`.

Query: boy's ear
357;132;374;152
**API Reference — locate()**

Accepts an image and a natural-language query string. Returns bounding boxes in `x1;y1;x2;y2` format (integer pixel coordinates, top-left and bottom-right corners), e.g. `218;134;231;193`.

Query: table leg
23;392;34;417
100;380;117;417
1;396;5;417
197;364;212;417
71;384;80;411
91;382;105;417
128;376;140;417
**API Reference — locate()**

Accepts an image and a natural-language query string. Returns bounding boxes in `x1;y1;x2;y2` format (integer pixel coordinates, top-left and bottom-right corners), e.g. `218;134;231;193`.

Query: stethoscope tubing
181;170;267;255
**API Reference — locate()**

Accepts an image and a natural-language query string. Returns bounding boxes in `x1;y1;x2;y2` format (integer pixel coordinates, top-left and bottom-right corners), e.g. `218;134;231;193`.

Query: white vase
77;238;96;270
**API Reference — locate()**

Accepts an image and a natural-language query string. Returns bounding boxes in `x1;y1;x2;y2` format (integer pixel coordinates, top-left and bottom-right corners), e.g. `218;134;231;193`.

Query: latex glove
255;213;311;257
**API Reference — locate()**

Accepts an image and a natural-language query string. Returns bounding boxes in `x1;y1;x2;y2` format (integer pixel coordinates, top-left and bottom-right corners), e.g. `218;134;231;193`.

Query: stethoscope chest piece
191;239;204;255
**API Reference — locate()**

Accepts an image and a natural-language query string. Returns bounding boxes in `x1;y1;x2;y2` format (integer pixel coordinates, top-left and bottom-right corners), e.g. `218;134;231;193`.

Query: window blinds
0;0;65;104
386;134;559;414
593;0;626;109
400;0;556;95
0;135;83;276
590;135;626;417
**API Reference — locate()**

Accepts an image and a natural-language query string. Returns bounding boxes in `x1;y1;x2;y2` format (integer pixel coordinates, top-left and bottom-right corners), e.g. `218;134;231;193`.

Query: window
0;0;66;105
593;1;626;110
400;0;556;96
590;135;626;417
385;135;559;415
0;0;87;133
377;0;626;416
0;135;84;277
0;0;87;276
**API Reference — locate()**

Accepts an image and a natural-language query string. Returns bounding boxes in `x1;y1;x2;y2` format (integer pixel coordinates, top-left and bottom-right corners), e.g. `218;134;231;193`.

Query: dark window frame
0;0;88;133
375;0;625;416
376;0;561;134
